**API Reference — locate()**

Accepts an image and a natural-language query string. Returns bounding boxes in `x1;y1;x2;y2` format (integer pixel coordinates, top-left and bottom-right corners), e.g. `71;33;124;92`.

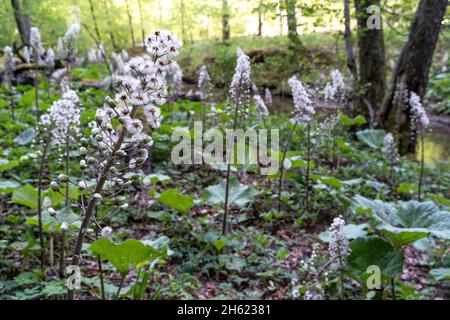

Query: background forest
0;0;449;301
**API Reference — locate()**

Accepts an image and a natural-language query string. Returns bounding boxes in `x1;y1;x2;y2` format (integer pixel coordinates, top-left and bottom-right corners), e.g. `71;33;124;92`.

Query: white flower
101;226;113;238
288;76;315;123
254;95;269;116
145;30;183;58
39;114;51;126
197;65;212;100
382;133;399;165
64;23;80;43
30;27;45;56
45;48;55;67
78;181;86;190
125;118;143;135
324;69;347;105
61;221;69;231
265;88;272;107
409;92;429;129
328;216;350;262
229;48;252;116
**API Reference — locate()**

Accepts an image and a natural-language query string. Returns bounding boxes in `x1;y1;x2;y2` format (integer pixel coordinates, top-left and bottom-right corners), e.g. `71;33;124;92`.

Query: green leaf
356;129;386;149
396;183;418;194
214;239;227;252
319;223;369;242
348;236;404;282
340;114;366;126
204;177;257;208
0;180;20;194
90;238;161;275
158;189;193;213
0;159;19;173
13;128;36;145
12;184;38;209
319;176;344;189
353;195;450;248
143;173;171;185
430;268;450;281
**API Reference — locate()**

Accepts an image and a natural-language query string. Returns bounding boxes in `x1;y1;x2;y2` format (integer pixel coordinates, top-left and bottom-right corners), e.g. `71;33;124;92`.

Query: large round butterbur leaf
90;239;161;275
13;128;36;145
319;223;369;242
353;195;450;248
356;129;386;149
12;184;38;209
430;268;450;281
348;236;404;284
158;189;193;213
0;180;20;194
204;177;257;208
0;159;19;173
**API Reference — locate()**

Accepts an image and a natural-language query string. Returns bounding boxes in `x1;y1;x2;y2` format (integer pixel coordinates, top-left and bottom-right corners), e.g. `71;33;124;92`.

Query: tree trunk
343;0;358;78
285;0;303;51
379;0;447;154
11;0;31;46
257;1;263;36
103;0;118;50
222;0;230;42
138;0;145;44
88;0;102;44
125;0;136;48
180;0;186;42
355;0;386;124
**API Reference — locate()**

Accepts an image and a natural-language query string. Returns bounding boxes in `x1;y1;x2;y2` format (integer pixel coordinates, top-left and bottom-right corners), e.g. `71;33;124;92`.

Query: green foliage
204;177;257;208
356;129;386;150
158;189;194;213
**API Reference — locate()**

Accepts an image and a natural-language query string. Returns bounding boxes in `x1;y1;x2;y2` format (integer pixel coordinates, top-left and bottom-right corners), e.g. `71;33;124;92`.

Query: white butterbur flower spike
328;216;350;262
168;61;183;95
48;85;81;144
409;92;429;130
197;65;212;100
100;226;113;238
30;27;45;58
253;95;269;116
64;23;81;43
382;133;399;166
45;48;55;67
229;48;252;117
288;76;315;123
23;46;31;63
264;88;272;107
324;69;347;105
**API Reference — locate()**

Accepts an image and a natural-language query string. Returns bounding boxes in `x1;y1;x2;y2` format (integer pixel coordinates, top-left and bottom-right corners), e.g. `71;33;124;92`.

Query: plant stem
116;274;126;299
67;108;136;300
34;71;40;127
339;257;344;300
94;208;105;300
37;130;52;273
222;95;241;236
59;231;65;276
277;122;297;213
391;278;396;300
418;130;425;201
305;122;311;212
65;129;70;206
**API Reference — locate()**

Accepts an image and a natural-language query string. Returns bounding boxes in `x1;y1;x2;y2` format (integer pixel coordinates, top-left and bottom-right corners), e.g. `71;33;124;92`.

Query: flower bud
50;181;60;191
81;138;89;147
120;203;129;209
87;157;96;165
93;193;102;200
79;147;88;156
105;96;116;108
123;181;132;188
61;221;69;231
80;160;87;169
95;134;103;142
48;208;57;216
116;150;126;157
78;181;86;190
58;174;69;183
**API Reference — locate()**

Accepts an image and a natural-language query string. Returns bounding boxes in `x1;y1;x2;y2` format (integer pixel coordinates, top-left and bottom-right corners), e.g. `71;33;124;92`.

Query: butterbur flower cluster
2;46;15;85
409;92;429;130
393;82;408;110
30;27;45;58
253;94;269;116
288;76;315;123
47;85;81;144
382;133;399;166
264;88;272;107
324;69;347;105
167;61;183;95
229;48;252;117
328;216;350;262
197;65;212;100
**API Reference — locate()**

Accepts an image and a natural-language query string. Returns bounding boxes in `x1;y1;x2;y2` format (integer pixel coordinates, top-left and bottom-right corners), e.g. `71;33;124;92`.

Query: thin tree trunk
88;0;102;44
125;0;136;48
180;0;186;42
354;0;386;121
379;0;447;154
257;0;263;36
343;0;358;78
138;0;145;44
222;0;230;43
103;0;118;50
11;0;31;46
285;0;303;51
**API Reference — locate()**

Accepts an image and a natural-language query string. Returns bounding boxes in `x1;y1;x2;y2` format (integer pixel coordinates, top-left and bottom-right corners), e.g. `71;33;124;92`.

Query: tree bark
355;0;386;122
257;0;263;36
343;0;358;79
138;0;146;44
11;0;31;46
88;0;102;44
125;0;136;48
222;0;230;42
379;0;447;154
103;0;118;50
285;0;303;51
